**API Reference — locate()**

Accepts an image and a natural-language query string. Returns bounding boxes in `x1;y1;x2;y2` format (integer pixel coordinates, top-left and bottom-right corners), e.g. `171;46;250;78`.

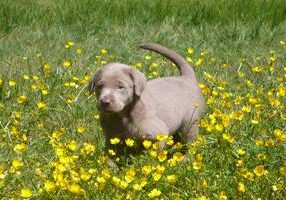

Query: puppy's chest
101;116;141;139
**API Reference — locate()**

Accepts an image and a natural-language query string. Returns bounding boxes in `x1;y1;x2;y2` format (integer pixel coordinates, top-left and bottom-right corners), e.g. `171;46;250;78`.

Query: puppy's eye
97;84;103;90
117;85;125;90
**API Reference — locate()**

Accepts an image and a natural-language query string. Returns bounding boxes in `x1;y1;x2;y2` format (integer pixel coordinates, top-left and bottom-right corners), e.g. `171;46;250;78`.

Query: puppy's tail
139;43;197;81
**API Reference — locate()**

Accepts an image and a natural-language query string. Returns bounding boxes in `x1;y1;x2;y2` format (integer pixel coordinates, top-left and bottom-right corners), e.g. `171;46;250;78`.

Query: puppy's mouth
97;104;122;114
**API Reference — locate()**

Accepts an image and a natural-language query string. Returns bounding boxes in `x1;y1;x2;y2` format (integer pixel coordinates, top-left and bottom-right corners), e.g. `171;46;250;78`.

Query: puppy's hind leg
180;120;200;145
176;121;200;164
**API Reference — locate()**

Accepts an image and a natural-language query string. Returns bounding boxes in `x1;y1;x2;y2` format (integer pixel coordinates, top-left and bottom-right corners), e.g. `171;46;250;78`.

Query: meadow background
0;0;286;199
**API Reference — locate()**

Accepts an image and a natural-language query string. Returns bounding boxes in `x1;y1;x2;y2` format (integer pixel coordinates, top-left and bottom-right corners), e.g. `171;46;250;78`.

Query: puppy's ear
129;68;147;97
88;68;102;95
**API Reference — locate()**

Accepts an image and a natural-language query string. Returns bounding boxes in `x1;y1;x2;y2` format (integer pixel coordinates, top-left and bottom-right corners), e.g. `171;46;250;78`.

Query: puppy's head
88;63;146;114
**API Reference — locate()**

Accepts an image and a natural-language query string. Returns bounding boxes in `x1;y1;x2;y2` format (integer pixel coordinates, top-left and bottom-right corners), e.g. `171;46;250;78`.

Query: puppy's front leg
104;136;122;170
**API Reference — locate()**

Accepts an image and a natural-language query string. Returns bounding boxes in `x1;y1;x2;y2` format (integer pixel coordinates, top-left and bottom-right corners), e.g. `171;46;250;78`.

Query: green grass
0;0;286;199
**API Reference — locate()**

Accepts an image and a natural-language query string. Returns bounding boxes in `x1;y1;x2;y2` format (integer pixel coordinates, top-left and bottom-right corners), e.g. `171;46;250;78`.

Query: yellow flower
244;171;254;181
277;86;286;96
251;119;259;124
125;168;136;183
200;50;207;56
196;153;203;162
37;101;47;110
152;172;162;181
274;129;283;138
195;58;204;66
218;192;228;200
33;75;39;81
237;148;246;156
38;123;45;128
193;161;203;170
112;176;121;186
67;140;77;151
101;49;108;55
81;171;92;182
280;40;285;45
96;176;106;183
108;149;116;156
168;158;177;166
215;123;224;132
256;153;267;160
0;164;5;175
197;195;209;200
152;141;160;150
143;140;152;149
142;165;152;175
222;133;235;143
187;48;194;54
158;151;168;162
14;111;21;118
148;188;161;198
133;183;142;191
167;136;174;146
125;138;135;147
11;159;23;171
0;102;5;109
68;41;74;46
101;169;110;179
41;90;48;95
148;150;157;158
9;80;16;87
150;62;158;70
134;62;142;69
187;57;193;63
166;174;177;183
17;95;27;104
173;152;184;162
255;139;264;146
145;55;152;60
237;182;246;193
110;138;120;145
156;133;168;141
69;183;85;195
44;181;56;192
20;188;33;198
64;60;72;67
280;165;286;176
241;105;251;112
43;63;51;73
81;143;95;155
253;165;268;177
0;78;3;86
31;84;37;91
116;180;127;189
199;179;208;188
77;127;86;134
77;48;83;54
13;143;27;153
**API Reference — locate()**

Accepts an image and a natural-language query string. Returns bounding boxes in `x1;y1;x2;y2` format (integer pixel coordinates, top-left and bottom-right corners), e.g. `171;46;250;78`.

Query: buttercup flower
125;138;135;147
253;165;268;177
110;138;120;145
20;188;33;198
148;188;161;198
237;182;246;193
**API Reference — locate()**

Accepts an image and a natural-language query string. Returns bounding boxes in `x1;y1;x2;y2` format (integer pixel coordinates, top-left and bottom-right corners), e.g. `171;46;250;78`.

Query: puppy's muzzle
99;97;111;108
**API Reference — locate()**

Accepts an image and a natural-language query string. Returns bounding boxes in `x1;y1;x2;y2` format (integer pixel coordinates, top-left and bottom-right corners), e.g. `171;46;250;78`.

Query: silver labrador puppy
89;43;205;155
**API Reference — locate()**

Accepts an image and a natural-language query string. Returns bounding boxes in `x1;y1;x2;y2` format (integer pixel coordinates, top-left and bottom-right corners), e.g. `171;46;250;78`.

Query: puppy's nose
99;98;111;107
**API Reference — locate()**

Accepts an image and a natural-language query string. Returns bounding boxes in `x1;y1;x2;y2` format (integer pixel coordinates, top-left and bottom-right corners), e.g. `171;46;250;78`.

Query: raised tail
139;43;197;81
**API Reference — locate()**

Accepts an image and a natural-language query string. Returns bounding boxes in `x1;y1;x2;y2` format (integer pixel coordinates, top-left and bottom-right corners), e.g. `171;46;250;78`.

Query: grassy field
0;0;286;199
